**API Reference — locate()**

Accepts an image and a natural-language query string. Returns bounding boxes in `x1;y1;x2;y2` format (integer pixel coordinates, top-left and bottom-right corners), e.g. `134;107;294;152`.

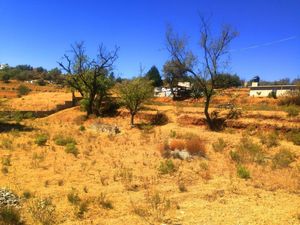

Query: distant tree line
0;64;65;85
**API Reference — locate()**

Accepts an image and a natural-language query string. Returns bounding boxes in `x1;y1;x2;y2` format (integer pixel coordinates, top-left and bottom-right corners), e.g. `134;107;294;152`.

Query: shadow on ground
0;122;34;133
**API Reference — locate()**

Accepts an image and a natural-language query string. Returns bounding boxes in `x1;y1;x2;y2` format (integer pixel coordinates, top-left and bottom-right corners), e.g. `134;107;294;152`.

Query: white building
0;64;8;70
154;82;192;97
249;82;297;97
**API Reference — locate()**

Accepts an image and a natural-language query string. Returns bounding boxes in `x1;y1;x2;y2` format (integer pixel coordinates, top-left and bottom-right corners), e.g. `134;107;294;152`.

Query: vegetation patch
158;159;176;174
272;149;295;169
34;134;48;146
54;135;76;146
65;143;79;157
212;138;227;152
237;165;251;179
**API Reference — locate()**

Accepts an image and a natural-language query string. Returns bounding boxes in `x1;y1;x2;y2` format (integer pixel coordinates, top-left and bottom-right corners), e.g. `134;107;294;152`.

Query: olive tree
165;18;238;130
117;78;153;126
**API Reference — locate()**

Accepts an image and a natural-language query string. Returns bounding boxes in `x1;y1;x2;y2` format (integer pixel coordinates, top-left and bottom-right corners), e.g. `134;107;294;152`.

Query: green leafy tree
214;73;242;89
117;78;153;126
0;71;10;83
145;66;163;87
58;42;119;116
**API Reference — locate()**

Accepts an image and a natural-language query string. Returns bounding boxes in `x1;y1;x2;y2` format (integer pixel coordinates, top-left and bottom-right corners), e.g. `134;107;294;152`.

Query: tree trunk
130;113;135;127
71;90;76;106
204;95;214;130
86;94;95;116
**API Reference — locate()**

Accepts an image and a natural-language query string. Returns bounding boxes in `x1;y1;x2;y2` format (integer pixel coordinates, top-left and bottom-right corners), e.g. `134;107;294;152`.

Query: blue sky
0;0;299;81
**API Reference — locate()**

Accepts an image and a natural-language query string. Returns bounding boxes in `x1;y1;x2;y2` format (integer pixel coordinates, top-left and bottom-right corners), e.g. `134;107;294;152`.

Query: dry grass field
0;84;300;225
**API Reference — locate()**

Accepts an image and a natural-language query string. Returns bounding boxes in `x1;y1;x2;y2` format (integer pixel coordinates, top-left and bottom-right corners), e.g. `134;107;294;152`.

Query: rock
0;188;20;208
90;123;120;135
171;149;191;160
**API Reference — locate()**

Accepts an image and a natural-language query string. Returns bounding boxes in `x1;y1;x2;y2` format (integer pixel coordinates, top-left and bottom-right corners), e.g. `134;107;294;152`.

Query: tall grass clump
212;138;227;152
272;149;295;169
231;137;265;164
34;134;48;146
54;135;76;146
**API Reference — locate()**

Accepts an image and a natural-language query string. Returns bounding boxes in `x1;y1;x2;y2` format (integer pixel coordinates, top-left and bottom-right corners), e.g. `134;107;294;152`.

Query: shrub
272;149;295;169
67;191;81;205
238;137;265;164
260;132;279;148
169;130;176;138
185;137;206;156
76;201;89;219
237;165;250;179
100;100;120;116
227;108;242;119
278;90;300;106
158;159;176;174
29;198;56;225
178;181;187;192
212;138;227;152
1;167;9;174
286;130;300;146
2;155;11;166
230;150;241;163
169;139;185;151
98;193;113;209
79;125;85;131
22;191;32;199
0;206;23;225
34;134;48;146
65;143;79;157
17;85;30;96
268;91;277;99
150;112;169;125
54;135;76;146
285;105;299;117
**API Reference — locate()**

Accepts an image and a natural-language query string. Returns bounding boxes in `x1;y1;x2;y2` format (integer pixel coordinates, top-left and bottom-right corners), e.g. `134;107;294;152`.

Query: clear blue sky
0;0;299;81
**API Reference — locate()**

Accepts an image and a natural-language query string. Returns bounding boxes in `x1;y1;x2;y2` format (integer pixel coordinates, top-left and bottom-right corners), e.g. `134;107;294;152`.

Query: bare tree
165;18;238;130
58;42;119;116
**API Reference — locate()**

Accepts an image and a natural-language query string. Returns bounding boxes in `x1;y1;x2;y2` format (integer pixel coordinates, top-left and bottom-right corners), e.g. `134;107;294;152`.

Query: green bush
79;125;85;131
150;112;169;125
158;159;176;174
54;135;76;146
65;143;79;157
286;130;300;146
34;134;48;146
272;149;295;169
230;150;241;163
0;206;23;225
212;138;227;152
17;84;31;96
237;165;250;179
285;105;299;117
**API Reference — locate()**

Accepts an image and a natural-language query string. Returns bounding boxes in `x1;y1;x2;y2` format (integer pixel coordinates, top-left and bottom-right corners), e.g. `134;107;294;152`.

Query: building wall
249;89;291;97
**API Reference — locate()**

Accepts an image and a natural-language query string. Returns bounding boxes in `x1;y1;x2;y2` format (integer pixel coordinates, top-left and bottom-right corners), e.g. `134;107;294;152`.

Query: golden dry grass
0;88;300;224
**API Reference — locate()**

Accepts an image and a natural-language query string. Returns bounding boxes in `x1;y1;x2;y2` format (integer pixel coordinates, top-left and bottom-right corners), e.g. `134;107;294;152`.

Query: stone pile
0;188;20;208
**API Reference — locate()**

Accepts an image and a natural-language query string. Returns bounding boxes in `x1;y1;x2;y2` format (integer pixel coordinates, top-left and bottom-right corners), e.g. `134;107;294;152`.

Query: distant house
249;81;297;97
154;82;192;98
0;64;8;70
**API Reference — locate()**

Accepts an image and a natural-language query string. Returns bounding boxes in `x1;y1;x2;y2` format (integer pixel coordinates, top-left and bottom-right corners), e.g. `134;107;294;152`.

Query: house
249;81;297;97
154;82;192;98
0;64;8;70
